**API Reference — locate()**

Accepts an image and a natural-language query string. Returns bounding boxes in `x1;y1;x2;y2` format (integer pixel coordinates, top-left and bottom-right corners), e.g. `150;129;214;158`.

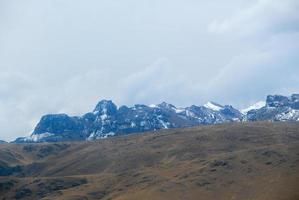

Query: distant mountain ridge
245;94;299;121
14;94;299;143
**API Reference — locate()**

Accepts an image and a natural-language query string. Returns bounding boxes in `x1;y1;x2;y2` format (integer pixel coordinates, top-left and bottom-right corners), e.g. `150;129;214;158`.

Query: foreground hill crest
2;122;299;200
14;94;299;143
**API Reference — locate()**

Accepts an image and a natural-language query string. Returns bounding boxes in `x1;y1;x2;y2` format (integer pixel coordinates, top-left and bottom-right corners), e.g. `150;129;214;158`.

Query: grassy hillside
1;122;299;200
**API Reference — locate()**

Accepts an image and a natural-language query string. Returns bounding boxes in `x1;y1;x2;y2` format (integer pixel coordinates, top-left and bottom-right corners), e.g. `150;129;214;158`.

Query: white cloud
118;58;191;106
204;31;299;107
203;0;299;107
0;0;298;141
208;0;299;37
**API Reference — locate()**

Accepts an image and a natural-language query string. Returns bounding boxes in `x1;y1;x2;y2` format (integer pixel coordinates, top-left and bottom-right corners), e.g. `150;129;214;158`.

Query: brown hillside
0;122;299;200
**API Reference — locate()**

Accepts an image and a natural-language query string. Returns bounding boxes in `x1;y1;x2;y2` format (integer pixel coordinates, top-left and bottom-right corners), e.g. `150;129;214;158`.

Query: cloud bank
0;0;298;141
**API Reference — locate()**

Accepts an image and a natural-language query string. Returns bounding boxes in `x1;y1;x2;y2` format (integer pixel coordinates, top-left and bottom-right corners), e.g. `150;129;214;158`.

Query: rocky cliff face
245;94;299;122
14;94;299;143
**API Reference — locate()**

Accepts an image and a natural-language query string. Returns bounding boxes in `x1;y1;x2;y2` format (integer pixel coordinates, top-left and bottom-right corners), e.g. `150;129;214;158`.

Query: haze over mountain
13;94;299;143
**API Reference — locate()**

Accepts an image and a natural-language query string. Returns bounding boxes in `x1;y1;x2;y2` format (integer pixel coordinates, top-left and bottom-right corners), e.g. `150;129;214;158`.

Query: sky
0;0;299;141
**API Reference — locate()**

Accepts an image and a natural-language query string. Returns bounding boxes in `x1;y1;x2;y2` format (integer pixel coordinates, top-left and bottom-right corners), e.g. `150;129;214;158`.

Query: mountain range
13;94;299;143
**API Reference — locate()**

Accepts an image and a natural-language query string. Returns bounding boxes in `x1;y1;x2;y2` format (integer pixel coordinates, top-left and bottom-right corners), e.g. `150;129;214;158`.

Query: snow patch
276;109;299;121
100;114;108;120
204;102;223;111
23;132;54;142
186;110;196;118
241;101;266;114
101;132;115;138
175;108;185;113
131;122;136;127
87;132;96;141
140;121;146;126
159;119;169;128
157;115;169;129
87;131;116;140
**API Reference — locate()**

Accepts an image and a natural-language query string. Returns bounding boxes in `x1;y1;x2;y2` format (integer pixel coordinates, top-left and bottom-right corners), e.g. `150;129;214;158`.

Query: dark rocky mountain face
93;100;118;116
245;94;299;121
266;95;290;107
14;94;299;143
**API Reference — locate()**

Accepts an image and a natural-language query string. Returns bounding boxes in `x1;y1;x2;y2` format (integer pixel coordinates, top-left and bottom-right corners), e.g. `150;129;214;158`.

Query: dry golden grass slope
0;122;299;200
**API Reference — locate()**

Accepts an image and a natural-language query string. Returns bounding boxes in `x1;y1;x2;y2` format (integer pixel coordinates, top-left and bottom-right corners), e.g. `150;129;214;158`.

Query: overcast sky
1;0;299;141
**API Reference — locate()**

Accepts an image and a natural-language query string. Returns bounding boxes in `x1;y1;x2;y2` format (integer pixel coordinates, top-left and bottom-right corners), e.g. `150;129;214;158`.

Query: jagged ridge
14;94;299;143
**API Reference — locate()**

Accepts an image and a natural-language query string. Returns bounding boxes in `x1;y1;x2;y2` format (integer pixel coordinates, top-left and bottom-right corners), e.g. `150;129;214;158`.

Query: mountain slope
1;122;299;200
241;101;266;114
15;100;242;143
245;94;299;121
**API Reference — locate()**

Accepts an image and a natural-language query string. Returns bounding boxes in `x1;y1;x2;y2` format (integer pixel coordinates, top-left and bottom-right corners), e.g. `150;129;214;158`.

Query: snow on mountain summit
241;101;266;114
204;101;223;111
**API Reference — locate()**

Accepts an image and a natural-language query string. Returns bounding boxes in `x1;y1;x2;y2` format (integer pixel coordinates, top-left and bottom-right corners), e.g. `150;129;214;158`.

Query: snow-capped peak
241;101;266;114
204;101;223;111
149;104;157;108
174;108;185;113
158;102;176;110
